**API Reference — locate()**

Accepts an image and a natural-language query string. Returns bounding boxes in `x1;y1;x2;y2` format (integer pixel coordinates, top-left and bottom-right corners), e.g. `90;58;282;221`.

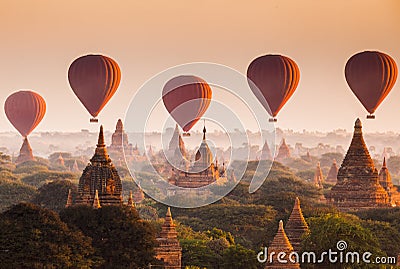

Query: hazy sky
1;0;399;134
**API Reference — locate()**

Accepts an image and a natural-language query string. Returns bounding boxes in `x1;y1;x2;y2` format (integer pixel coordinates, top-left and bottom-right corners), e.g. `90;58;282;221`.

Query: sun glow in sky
0;0;399;134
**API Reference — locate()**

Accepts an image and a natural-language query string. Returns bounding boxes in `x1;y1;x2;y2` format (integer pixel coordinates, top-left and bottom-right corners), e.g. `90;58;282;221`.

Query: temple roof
194;125;213;167
260;140;272;160
269;220;293;251
326;159;338;182
276;138;291;160
91;126;112;164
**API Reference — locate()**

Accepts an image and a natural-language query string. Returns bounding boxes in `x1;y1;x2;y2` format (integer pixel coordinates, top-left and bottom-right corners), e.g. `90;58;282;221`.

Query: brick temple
326;159;338;183
16;137;35;164
155;207;182;268
276;138;291;161
326;119;390;211
285;197;309;253
76;126;123;206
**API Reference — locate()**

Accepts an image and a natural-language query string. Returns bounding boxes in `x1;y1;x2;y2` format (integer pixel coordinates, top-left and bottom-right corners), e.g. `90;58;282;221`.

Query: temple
313;162;324;188
55;153;65;167
378;158;400;206
165;124;188;170
276;138;291;161
168;126;227;188
285;197;309;253
265;220;300;269
155;207;182;269
108;119;134;165
16;137;35;164
76;126;123;207
326;119;390;211
326;159;338;183
259;140;272;160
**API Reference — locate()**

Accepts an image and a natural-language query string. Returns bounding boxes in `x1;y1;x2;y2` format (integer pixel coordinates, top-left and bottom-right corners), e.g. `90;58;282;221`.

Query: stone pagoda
259;140;272;160
16;137;35;164
55;153;65;167
76;126;123;207
313;162;324;188
326;159;338;183
379;158;400;206
108;119;134;165
265;220;300;269
285;197;309;253
326;119;390;211
166;124;188;170
155;207;182;269
276;138;291;161
168;126;227;188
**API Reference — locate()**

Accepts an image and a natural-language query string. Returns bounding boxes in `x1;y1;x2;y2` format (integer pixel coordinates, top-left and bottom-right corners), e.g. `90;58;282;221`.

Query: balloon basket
269;118;277;122
366;115;375;119
90;118;99;123
183;132;191;137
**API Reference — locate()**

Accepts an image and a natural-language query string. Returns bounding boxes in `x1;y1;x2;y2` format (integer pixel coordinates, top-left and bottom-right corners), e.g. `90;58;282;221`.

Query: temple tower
265;220;300;269
155;207;182;269
285;197;309;253
76;126;123;207
259;140;272;160
16;137;35;164
313;162;324;188
326;159;338;183
326;119;390;211
379;158;400;206
276;138;291;161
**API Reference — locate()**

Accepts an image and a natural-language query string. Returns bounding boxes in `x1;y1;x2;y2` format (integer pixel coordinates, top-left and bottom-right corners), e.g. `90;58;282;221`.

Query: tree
302;213;385;269
0;203;98;268
32;179;78;212
0;178;37;212
221;244;260;269
60;205;157;268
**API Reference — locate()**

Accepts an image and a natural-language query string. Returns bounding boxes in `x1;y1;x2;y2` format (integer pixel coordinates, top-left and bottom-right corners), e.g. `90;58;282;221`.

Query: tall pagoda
265;220;300;269
76;126;123;207
155;207;182;269
326;119;389;211
378;158;400;206
285;197;309;253
276;138;291;161
16;137;35;164
313;162;324;188
259;140;272;160
326;159;338;183
108;119;134;165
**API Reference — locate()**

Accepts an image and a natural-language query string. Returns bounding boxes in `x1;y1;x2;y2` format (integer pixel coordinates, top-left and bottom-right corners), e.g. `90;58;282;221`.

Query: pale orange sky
0;0;399;133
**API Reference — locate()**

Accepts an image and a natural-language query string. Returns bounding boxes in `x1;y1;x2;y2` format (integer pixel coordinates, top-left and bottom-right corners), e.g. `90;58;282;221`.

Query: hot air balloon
4;90;46;137
4;90;46;163
247;54;300;122
162;75;212;135
68;54;121;122
345;51;398;119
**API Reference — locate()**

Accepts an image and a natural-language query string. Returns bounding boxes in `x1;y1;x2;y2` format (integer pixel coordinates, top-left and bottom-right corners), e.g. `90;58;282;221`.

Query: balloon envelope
4;90;46;137
247;54;300;118
345;51;398;115
68;54;121;118
162;75;212;132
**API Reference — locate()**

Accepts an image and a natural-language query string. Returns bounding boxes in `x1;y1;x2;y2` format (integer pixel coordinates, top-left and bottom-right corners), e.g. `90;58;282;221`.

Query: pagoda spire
313;162;324;188
266;220;300;268
91;125;111;164
16;137;35;164
285;197;309;252
65;189;73;208
202;123;206;141
92;190;101;209
127;190;135;208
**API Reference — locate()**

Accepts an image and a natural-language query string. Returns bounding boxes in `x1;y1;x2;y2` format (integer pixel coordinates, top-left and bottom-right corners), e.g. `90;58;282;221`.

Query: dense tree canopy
0;203;97;268
60;205;157;269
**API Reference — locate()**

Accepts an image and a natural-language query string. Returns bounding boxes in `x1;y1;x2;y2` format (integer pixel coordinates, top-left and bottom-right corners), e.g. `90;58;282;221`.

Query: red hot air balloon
345;51;398;119
68;54;121;122
162;75;212;134
247;54;300;122
4;90;46;137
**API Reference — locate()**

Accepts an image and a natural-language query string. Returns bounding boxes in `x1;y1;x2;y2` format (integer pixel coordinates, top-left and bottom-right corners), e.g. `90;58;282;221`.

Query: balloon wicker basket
90;118;99;123
183;132;191;137
366;114;375;119
269;118;277;122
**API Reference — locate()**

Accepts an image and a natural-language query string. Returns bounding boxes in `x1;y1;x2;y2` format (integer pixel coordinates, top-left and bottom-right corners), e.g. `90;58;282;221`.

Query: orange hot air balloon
4;90;46;137
162;75;212;133
345;51;398;119
68;54;121;122
247;54;300;122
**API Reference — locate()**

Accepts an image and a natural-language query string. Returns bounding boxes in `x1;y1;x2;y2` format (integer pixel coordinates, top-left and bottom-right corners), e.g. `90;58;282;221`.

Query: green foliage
302;213;385;268
295;169;315;181
0;179;37;212
32;179;78;212
319;152;344;167
60;205;157;268
0;203;98;268
221;244;260;269
21;171;78;187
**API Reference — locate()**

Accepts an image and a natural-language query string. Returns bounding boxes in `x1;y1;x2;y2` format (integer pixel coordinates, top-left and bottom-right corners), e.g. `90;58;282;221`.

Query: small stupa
16;137;35;164
276;138;291;161
285;197;309;253
326;159;339;183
